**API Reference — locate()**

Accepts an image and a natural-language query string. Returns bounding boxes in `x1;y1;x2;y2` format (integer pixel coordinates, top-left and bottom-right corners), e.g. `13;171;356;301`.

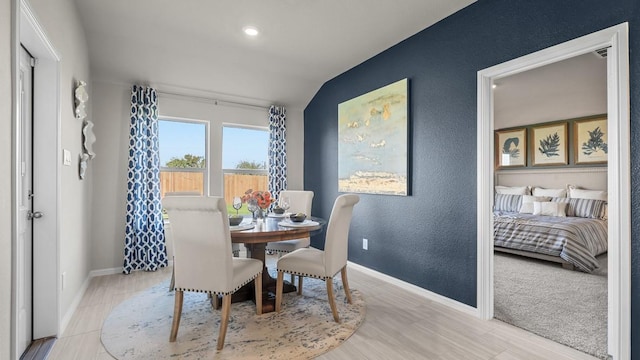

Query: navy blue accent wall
304;0;639;356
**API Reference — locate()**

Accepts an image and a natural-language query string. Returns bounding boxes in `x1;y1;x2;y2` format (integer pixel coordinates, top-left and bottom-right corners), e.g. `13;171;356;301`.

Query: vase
254;208;265;223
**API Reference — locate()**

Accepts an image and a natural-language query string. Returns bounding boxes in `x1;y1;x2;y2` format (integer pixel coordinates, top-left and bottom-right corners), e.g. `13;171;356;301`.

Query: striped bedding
493;212;608;272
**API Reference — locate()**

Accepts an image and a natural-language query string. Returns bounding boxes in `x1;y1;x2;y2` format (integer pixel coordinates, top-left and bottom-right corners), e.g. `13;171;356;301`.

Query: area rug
101;276;365;359
494;253;607;359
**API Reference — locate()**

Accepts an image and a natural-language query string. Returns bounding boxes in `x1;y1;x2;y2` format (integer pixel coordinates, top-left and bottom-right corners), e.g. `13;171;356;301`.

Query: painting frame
495;128;527;169
531;122;568;166
337;78;409;196
574;116;608;165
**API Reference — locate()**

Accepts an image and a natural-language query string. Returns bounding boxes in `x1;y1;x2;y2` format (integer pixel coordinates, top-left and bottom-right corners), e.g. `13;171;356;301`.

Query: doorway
16;45;34;357
476;24;630;359
12;1;61;359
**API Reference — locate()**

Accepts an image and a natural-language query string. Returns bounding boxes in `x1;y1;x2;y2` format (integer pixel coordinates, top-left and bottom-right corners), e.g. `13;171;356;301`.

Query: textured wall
304;0;639;356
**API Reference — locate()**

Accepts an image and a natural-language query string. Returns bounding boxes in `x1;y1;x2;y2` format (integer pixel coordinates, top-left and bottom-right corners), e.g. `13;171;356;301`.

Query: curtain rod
156;90;270;111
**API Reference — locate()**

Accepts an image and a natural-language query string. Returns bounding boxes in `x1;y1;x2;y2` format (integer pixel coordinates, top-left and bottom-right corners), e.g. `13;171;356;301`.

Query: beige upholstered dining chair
163;192;241;257
266;190;314;254
275;194;359;323
266;190;314;287
162;196;263;350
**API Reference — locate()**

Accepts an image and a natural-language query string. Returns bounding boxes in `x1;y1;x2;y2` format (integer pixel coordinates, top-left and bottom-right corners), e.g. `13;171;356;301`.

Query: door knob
28;211;44;220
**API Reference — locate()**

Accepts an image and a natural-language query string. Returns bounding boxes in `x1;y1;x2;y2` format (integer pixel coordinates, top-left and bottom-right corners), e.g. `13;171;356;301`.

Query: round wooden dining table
229;215;325;313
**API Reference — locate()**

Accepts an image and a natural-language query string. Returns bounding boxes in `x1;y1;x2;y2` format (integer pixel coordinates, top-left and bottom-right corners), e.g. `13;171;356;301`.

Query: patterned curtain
268;105;287;202
123;85;168;274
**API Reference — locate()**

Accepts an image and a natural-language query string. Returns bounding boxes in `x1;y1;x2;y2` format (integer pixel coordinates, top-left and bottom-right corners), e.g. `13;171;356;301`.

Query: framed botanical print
574;116;608;164
495;128;527;168
531;122;568;166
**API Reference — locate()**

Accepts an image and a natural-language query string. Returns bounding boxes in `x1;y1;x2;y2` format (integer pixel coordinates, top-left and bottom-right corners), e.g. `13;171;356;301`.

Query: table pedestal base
216;243;296;313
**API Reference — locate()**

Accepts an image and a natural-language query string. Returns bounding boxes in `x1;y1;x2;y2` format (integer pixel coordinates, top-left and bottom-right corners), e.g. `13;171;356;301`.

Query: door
17;46;35;356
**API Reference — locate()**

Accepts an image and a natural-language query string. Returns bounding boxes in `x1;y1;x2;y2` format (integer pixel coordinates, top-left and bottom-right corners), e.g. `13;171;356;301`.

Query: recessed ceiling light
243;26;259;37
492;84;497;89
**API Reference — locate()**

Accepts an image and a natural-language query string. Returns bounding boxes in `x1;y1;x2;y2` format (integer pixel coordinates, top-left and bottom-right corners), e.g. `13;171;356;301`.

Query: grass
227;204;251;216
162;204;251;220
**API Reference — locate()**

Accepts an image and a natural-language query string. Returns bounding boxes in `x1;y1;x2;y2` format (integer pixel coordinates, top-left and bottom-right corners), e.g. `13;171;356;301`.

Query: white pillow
533;201;567;217
495;185;531;195
568;186;608;201
532;187;567;198
519;195;551;214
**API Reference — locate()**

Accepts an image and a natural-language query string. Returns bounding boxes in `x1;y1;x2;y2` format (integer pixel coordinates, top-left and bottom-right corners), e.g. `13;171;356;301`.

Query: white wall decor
75;80;88;120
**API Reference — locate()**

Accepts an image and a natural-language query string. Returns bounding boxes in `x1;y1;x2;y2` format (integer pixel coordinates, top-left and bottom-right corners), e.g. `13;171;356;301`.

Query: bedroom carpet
101;276;365;359
494;252;607;359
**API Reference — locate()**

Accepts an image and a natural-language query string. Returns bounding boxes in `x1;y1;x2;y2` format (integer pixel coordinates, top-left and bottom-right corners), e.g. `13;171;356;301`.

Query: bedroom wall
303;0;639;356
494;53;608;190
494;52;607;129
1;0;13;357
89;80;305;270
26;0;93;331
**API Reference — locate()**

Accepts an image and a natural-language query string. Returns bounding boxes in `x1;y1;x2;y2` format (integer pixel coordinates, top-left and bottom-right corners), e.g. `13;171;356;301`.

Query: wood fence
160;171;268;205
223;173;268;202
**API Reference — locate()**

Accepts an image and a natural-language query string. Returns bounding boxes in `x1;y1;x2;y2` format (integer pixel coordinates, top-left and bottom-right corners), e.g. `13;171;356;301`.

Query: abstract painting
338;78;408;195
574;116;608;164
495;128;527;168
531;122;568;166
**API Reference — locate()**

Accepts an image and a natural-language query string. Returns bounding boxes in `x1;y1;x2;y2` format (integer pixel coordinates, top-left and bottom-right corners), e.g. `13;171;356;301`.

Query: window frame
221;124;269;175
158;117;209;196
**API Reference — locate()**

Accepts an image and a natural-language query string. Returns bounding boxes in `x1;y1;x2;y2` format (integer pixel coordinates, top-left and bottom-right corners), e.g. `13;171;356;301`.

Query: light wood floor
47;255;598;360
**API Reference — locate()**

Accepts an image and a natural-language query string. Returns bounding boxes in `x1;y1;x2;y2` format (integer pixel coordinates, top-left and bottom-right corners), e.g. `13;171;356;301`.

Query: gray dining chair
275;194;359;323
163;196;263;350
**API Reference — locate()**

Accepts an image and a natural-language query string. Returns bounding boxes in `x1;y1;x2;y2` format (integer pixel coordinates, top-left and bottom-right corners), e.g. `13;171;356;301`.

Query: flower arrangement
241;189;275;210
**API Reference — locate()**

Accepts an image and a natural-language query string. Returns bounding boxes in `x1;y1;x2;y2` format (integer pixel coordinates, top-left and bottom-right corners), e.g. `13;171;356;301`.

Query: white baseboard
63;260;173;334
89;267;122;277
88;260;174;278
347;261;478;317
59;275;90;335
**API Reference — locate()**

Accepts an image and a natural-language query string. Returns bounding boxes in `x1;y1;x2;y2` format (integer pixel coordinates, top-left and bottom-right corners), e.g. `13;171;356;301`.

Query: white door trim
12;0;61;357
476;23;630;359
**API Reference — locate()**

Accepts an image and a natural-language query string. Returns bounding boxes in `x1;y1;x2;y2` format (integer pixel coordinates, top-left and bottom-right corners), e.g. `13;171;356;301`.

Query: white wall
90;80;305;270
1;0;13;357
27;0;92;325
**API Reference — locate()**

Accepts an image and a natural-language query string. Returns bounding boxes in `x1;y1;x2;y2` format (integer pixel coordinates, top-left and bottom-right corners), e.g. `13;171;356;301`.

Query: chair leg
275;271;284;313
254;273;263;315
169;290;183;342
326;279;340;323
217;294;232;350
290;273;295;284
297;275;303;295
341;266;352;304
209;293;220;310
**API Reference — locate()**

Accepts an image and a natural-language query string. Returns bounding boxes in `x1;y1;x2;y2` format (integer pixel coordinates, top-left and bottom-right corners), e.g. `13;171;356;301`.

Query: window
158;119;207;197
222;126;269;210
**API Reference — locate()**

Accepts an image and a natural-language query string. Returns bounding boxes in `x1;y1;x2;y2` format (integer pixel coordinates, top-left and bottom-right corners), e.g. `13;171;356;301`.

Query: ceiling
74;0;476;110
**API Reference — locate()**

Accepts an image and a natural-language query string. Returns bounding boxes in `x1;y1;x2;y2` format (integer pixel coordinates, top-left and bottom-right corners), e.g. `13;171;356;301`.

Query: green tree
165;154;205;168
236;160;266;169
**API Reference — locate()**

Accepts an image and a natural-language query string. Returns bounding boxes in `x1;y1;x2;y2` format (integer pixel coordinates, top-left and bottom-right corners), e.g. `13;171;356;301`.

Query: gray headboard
495;167;607;191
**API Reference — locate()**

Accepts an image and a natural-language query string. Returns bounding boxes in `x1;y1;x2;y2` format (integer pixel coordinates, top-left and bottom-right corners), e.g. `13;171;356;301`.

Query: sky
158;120;269;169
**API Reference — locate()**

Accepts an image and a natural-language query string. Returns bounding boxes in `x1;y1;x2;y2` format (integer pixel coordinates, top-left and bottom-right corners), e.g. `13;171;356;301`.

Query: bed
492;170;609;273
493;211;608;272
493;166;608;272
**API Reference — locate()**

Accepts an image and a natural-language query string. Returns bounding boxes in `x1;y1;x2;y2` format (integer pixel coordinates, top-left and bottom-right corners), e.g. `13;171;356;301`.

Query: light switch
63;149;72;166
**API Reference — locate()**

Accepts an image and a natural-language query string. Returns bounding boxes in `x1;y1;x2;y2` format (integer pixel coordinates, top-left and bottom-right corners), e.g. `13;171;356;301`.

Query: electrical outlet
61;272;66;290
362;238;368;250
